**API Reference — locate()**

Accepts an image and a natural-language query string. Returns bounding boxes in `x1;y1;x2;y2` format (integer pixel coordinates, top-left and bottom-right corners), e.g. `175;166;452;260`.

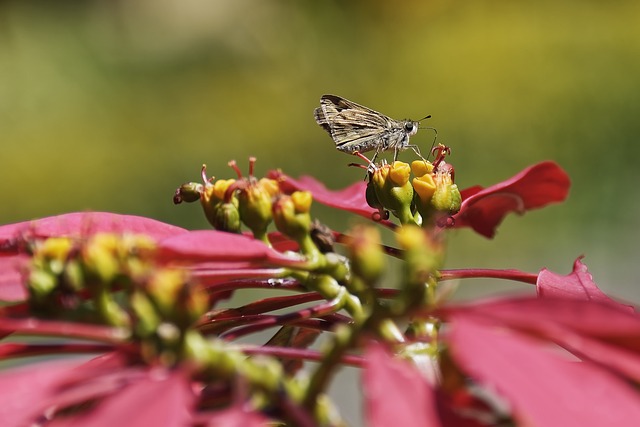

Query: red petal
0;255;27;301
0;359;89;427
61;369;194;427
203;405;271;426
453;161;570;238
440;297;640;381
447;316;640;427
441;297;640;348
363;341;442;427
538;257;634;311
0;212;187;248
268;171;379;219
157;230;305;267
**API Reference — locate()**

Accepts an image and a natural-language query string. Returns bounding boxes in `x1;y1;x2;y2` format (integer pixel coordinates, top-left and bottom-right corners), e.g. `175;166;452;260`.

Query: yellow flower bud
291;191;312;213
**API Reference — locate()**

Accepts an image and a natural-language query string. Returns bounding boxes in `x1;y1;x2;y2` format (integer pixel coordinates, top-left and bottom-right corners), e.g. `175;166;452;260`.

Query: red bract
440;297;640;426
453;161;571;238
157;229;306;267
269;162;571;238
0;212;187;249
0;255;27;301
59;368;195;427
201;403;271;426
0;212;188;302
268;170;376;219
363;342;486;427
363;342;440;427
537;256;634;312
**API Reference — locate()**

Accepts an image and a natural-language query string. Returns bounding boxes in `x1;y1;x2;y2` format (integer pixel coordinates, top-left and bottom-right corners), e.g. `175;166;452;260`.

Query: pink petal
363;341;442;427
268;171;379;219
538;257;634;311
267;232;299;252
62;369;194;427
441;297;640;344
157;230;306;267
440;297;640;382
453;161;571;238
447;316;640;427
0;212;187;250
203;405;271;426
0;359;89;427
0;255;27;301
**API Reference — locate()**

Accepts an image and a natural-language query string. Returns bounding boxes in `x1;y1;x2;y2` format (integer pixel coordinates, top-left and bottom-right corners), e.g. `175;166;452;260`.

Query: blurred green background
1;0;639;307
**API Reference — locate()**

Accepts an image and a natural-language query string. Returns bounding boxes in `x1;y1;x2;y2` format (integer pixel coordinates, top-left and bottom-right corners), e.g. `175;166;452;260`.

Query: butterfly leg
406;144;428;162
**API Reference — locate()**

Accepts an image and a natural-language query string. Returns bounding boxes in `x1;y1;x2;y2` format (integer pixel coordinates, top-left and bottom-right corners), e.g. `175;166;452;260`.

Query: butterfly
314;94;434;162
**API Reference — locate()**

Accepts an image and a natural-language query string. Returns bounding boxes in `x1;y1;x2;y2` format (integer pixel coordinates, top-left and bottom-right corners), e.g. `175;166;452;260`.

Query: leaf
452;161;571;238
447;316;640;427
537;257;634;311
157;230;306;267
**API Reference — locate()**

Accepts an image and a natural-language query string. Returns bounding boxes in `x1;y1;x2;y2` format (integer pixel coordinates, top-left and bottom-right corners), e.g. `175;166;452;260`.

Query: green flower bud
273;192;312;242
347;225;385;284
212;202;241;233
237;179;275;241
431;166;461;214
371;161;416;225
173;182;202;204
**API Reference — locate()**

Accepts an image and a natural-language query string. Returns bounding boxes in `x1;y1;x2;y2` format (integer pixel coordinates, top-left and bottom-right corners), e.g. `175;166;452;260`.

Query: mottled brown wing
314;94;397;152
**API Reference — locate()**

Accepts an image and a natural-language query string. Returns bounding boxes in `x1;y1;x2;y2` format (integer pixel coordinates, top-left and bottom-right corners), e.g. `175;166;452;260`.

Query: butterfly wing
314;95;398;153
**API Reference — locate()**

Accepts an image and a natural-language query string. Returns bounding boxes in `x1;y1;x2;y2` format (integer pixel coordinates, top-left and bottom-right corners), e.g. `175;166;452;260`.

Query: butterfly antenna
418;126;438;160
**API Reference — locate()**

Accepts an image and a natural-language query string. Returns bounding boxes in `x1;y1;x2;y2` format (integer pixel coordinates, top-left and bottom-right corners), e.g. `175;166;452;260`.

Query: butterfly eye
404;122;415;132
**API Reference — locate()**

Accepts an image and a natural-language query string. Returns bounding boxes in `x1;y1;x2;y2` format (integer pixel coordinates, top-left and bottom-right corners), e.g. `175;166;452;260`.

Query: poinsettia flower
438;296;640;426
452;161;571;238
269;161;571;238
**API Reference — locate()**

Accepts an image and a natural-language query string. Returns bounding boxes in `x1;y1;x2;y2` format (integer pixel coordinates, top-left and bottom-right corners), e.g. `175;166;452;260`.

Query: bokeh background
1;1;639;421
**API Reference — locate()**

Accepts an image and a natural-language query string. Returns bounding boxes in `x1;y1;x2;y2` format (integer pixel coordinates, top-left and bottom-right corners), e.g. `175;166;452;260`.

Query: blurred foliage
1;0;639;307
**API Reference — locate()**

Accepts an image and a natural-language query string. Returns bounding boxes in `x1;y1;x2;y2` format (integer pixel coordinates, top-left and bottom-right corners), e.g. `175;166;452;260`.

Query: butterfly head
403;120;419;136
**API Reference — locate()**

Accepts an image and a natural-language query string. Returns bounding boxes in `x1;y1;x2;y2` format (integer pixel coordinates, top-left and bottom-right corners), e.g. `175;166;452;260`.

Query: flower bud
83;233;121;283
273;192;312;241
412;160;461;223
173;182;202;204
395;225;444;308
145;269;208;329
347;225;385;284
431;165;462;215
212;202;241;233
371;162;416;225
237;180;275;240
201;179;237;230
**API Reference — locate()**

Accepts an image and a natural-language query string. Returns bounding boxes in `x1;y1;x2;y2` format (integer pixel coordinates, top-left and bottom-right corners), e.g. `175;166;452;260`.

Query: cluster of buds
174;157;317;251
25;232;208;365
365;145;461;227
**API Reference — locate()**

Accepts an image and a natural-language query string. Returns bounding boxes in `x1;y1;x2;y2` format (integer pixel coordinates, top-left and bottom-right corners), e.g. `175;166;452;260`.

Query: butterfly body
314;94;426;161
